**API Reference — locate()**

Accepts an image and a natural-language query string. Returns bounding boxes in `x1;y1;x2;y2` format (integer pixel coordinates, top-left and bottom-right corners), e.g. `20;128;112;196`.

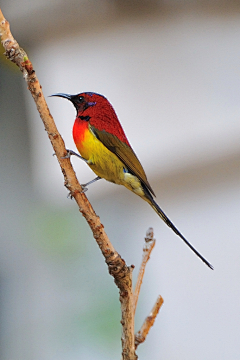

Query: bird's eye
78;96;84;102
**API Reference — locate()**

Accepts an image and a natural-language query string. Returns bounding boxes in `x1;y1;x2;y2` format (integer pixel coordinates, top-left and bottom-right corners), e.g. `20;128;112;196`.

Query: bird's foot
61;149;88;162
67;191;74;200
80;176;101;193
66;186;87;198
80;185;88;193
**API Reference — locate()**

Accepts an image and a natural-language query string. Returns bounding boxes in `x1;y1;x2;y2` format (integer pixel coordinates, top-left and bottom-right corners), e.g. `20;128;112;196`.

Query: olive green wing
90;125;155;197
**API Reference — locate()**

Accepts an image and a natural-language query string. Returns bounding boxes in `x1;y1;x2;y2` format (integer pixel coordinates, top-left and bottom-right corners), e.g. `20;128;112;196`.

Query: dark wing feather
91;125;156;197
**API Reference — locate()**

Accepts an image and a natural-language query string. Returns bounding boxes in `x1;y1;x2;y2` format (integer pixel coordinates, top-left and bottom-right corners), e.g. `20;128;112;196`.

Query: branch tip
145;227;154;242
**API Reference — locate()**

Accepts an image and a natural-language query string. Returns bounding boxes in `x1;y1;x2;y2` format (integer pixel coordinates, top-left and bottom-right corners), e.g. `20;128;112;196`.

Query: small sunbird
52;92;213;270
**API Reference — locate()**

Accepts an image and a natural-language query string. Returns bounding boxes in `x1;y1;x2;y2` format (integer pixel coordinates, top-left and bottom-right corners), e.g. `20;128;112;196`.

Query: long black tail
149;198;213;269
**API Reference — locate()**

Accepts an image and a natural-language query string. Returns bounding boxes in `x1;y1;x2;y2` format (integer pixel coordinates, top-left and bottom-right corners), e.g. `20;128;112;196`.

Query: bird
51;92;213;270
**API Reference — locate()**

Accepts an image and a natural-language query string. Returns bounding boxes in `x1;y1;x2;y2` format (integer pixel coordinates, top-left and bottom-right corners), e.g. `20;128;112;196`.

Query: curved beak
50;93;73;101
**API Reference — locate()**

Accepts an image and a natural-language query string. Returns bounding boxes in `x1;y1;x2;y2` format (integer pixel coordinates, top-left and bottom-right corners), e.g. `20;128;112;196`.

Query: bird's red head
51;92;130;145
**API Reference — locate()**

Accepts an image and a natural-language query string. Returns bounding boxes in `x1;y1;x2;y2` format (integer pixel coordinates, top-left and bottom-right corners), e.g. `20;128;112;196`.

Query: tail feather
150;198;213;270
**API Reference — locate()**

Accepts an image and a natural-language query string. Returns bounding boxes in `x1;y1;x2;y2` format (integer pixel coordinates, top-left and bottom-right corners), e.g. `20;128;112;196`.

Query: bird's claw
67;191;74;200
61;149;77;159
61;149;88;162
52;150;78;159
80;185;88;193
67;186;88;198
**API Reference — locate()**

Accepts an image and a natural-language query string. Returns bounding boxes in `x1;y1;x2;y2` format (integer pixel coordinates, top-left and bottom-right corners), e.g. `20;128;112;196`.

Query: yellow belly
76;126;145;197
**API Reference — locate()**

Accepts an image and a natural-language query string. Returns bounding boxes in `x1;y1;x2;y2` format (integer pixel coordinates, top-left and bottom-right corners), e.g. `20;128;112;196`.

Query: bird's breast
73;118;109;164
72;118;126;183
73;118;88;143
72;118;91;158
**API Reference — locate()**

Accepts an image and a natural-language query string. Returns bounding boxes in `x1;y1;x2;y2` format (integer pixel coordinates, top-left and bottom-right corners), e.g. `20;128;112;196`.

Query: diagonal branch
0;9;137;360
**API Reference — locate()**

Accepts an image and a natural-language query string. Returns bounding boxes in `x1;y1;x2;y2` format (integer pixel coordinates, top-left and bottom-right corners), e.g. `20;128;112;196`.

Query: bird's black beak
50;93;74;101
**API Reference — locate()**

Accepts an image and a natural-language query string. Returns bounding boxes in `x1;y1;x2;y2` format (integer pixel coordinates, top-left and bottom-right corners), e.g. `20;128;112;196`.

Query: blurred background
1;0;240;359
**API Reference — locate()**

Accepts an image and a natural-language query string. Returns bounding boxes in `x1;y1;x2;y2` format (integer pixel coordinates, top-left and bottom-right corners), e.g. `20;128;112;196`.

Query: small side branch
133;228;163;349
133;227;156;315
135;295;164;349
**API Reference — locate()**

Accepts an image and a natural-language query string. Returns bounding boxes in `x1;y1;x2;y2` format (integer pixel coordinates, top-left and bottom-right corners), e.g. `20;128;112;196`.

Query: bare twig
0;9;137;360
133;227;156;315
135;295;164;349
133;228;163;349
